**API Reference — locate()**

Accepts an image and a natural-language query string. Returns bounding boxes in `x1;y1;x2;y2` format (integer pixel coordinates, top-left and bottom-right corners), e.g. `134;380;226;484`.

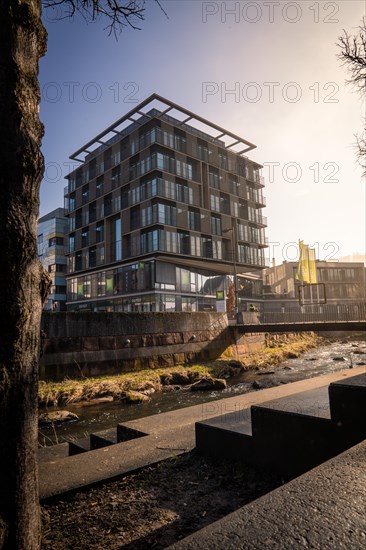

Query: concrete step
196;377;366;479
117;424;147;442
328;372;366;430
196;408;253;461
250;387;343;478
68;424;148;456
90;428;118;450
69;437;90;456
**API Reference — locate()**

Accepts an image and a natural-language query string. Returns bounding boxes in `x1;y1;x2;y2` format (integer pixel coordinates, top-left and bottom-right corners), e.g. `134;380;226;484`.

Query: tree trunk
0;1;48;548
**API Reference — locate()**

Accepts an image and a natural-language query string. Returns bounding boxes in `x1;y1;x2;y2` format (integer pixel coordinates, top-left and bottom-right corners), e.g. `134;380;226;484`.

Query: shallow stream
38;335;366;447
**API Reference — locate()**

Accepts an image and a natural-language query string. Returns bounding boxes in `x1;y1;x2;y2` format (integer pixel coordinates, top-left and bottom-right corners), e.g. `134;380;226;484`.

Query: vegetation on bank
38;333;323;407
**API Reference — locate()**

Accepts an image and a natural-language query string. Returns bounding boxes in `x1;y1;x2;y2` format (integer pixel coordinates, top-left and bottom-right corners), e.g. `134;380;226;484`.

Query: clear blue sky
39;0;365;263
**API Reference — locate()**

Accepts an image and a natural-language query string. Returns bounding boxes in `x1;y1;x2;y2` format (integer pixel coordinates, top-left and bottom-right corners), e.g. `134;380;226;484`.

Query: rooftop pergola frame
69;93;257;163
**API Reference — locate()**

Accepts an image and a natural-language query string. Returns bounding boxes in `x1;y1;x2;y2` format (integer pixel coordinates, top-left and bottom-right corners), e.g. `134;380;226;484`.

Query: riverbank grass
39;333;322;407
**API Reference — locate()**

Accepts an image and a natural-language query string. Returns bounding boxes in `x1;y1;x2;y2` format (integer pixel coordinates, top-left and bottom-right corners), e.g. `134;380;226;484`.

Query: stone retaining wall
41;312;266;380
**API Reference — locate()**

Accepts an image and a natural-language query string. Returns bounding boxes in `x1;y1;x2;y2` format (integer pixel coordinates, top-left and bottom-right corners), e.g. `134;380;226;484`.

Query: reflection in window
211;215;221;236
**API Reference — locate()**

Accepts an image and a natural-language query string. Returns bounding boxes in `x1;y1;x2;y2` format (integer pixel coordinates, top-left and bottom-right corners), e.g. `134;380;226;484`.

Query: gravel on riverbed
41;450;283;549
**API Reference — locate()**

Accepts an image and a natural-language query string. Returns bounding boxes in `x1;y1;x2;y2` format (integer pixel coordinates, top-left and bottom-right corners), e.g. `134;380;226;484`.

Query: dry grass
38;333;323;407
38;365;212;407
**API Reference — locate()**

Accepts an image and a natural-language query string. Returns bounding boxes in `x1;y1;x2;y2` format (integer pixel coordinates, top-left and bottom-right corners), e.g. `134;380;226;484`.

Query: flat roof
70;93;257;163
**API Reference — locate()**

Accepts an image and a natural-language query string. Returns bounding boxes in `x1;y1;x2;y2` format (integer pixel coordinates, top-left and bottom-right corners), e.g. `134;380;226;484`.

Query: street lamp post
223;225;239;322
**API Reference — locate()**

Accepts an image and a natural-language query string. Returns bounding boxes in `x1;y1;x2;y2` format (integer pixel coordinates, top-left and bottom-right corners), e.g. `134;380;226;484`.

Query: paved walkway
168;438;366;549
39;366;365;500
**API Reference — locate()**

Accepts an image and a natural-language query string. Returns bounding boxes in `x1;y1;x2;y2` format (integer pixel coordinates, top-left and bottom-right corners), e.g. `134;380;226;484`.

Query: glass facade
64;97;268;312
38;208;68;311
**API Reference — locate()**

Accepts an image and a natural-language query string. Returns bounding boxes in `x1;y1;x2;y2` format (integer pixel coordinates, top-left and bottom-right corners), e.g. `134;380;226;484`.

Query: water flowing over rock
39;411;79;425
190;377;227;392
124;391;150;404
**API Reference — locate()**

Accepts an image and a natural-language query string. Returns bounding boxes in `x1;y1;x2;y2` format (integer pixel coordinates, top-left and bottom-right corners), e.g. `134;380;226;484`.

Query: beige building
263;260;366;311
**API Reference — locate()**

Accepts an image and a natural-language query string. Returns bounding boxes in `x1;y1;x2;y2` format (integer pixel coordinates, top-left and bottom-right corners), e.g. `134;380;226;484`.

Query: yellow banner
295;240;310;283
295;241;317;284
308;247;317;284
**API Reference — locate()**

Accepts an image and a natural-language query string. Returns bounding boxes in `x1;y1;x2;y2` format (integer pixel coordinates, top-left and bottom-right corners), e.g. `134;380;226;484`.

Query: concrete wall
41;312;265;380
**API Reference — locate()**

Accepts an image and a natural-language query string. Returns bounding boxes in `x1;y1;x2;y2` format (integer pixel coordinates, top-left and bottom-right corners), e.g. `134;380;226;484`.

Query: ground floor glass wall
66;259;263;312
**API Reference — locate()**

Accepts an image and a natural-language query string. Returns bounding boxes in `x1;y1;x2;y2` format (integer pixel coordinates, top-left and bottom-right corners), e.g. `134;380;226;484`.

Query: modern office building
64;94;267;312
37;207;68;311
263;260;366;310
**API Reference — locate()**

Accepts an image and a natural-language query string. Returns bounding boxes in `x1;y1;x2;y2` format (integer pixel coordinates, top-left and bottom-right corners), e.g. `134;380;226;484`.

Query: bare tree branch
337;17;366;176
337;19;366;92
42;0;168;34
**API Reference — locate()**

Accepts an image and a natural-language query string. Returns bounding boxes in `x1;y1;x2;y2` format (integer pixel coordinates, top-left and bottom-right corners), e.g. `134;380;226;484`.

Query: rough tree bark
0;2;161;547
0;1;49;548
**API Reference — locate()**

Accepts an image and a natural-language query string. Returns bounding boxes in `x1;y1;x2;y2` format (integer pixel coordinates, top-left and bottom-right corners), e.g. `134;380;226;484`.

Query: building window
131;186;141;205
51;285;67;296
68;255;75;273
88;158;96;180
114;150;121;166
75;251;83;271
82;184;89;204
84;276;92;299
141;230;159;253
212;239;222;259
89;246;96;268
188;209;201;231
104;194;113;217
48;236;64;247
89;201;96;223
229;176;239;195
211;215;221;236
96;221;104;243
238;224;249;242
208;167;220;189
96;177;104;197
197;142;209;162
190;235;201;256
97;272;106;296
175;158;193;180
97;245;105;265
104;148;112;171
114;194;121;212
219;193;230;215
68;278;77;301
218;151;228;170
75;208;83;229
180;232;190;255
69;193;76;212
81;228;89;248
202;237;213;258
210;194;220;212
97;158;104;175
156;203;177;226
131;206;141;229
111;167;121;189
48;264;66;273
114;217;122;261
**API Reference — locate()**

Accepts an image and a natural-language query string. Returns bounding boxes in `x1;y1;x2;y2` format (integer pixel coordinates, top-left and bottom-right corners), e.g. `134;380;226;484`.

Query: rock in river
190;377;227;392
124;390;150;404
39;410;79;425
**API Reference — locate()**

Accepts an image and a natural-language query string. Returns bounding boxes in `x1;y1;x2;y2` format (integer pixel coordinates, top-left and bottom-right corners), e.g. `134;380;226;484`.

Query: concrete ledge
168;439;366;549
38;367;365;500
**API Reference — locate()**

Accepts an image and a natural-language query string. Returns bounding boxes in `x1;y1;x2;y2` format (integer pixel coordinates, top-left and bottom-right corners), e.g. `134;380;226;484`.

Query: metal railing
261;303;366;324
